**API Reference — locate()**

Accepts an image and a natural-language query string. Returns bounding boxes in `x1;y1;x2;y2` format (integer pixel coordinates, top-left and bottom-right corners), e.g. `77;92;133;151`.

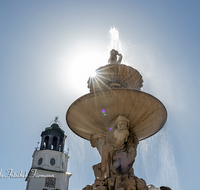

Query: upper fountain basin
87;64;143;93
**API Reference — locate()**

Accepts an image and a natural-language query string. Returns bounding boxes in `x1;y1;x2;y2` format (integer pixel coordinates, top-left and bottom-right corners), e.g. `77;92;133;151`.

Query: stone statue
122;174;136;190
108;49;123;64
90;115;139;178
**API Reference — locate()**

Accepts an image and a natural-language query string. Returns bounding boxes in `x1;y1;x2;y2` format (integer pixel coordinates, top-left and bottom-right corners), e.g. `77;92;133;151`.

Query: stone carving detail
122;174;136;190
107;177;115;190
136;178;148;190
82;174;148;190
108;49;123;64
115;175;123;190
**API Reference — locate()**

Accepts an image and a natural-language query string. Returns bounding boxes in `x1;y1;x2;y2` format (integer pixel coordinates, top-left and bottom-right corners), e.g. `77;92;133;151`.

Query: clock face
50;158;55;166
45;177;56;188
38;158;43;165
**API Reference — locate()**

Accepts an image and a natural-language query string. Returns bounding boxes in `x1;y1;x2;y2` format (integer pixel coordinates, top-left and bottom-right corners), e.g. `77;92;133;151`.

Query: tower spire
54;116;58;123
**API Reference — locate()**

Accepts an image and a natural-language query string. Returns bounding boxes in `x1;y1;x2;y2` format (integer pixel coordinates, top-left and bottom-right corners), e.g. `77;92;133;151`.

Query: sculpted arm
116;53;122;64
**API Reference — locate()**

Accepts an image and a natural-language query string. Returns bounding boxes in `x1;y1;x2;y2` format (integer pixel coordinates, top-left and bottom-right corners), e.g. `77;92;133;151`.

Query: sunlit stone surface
67;89;167;141
87;64;143;93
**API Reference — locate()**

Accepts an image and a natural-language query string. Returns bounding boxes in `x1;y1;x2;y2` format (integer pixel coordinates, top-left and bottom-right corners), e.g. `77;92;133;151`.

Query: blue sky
0;1;200;190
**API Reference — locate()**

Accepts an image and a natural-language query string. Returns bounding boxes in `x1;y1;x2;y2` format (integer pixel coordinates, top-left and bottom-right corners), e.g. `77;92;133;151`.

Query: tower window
44;136;49;149
38;157;43;165
52;136;57;150
50;158;55;166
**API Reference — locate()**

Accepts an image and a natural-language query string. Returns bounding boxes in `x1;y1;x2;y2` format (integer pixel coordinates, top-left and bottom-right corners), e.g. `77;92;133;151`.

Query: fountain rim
66;88;167;141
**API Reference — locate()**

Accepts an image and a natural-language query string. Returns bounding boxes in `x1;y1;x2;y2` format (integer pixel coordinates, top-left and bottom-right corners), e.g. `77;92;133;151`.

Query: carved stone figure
93;163;104;178
97;186;107;190
82;185;93;190
122;178;136;190
107;176;115;190
95;178;106;187
102;115;130;177
90;134;106;178
121;174;136;190
90;115;139;178
111;135;138;175
108;49;123;64
135;178;148;190
115;175;123;190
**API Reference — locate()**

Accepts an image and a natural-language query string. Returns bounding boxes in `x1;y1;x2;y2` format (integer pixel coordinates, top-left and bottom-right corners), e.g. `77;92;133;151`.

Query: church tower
26;117;71;190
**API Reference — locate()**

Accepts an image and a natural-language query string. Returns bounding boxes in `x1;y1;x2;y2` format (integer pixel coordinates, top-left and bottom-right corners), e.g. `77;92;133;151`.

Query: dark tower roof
40;118;66;152
41;123;65;138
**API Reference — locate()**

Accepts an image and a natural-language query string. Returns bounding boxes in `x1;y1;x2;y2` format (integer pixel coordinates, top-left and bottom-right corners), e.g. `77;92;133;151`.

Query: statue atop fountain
108;49;123;64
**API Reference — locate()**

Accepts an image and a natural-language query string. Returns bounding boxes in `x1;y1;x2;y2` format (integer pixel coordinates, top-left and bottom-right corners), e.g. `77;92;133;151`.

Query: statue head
110;49;118;56
114;115;130;130
117;121;128;130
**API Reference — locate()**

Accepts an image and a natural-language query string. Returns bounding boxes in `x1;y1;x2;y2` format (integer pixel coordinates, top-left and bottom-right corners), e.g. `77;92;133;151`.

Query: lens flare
101;109;107;116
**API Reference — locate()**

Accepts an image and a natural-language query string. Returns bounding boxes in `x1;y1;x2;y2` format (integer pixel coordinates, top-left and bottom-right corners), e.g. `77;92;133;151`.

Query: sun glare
62;48;107;95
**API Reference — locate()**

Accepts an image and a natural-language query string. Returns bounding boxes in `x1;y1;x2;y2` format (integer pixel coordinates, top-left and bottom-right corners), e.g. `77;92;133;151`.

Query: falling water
109;26;123;54
136;127;180;190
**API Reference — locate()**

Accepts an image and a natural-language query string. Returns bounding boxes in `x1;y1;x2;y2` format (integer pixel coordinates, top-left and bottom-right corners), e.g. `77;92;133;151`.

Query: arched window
52;136;57;150
44;136;49;149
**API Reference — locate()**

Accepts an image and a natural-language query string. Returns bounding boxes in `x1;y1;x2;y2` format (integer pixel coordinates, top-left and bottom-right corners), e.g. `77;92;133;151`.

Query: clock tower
25;118;71;190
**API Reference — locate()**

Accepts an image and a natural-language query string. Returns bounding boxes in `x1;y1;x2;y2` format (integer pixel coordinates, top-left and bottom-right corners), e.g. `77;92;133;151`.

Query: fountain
66;48;171;190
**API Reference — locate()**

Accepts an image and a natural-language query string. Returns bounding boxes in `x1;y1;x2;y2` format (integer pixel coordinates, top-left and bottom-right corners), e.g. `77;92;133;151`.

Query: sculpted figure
107;176;115;190
108;49;123;64
111;135;138;175
90;115;139;178
115;175;123;190
102;115;130;177
82;185;93;190
122;178;136;190
121;174;136;190
97;186;107;190
95;178;107;190
95;178;106;187
135;178;148;190
90;134;106;178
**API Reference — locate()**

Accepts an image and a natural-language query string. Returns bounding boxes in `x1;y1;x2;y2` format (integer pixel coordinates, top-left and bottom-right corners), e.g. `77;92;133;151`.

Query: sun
62;47;108;95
